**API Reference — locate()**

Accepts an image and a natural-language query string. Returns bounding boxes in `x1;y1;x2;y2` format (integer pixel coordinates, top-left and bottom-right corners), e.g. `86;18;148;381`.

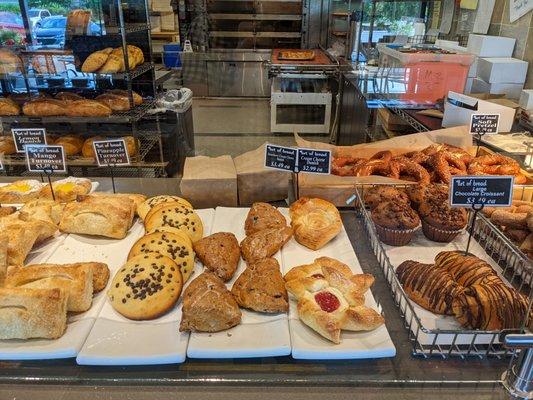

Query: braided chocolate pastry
396;260;462;315
434;251;499;287
452;283;530;330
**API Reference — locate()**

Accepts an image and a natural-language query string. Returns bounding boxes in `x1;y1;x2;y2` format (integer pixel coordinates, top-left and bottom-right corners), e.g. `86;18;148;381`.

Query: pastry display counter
0;176;522;398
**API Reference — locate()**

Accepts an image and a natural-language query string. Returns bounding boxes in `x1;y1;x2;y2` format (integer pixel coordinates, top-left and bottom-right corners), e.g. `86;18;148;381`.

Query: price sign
450;176;514;207
264;144;297;172
12;128;47;153
25;145;66;173
297;148;331;174
470;114;500;135
93;139;131;167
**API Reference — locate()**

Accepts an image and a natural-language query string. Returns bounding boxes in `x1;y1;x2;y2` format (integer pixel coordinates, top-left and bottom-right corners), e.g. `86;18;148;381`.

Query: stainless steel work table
0;178;514;399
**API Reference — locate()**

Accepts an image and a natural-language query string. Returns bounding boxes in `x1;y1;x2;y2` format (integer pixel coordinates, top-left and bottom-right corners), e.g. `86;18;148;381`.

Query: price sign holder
264;144;331;200
470;114;500;156
25;145;67;201
93;139;131;194
450;175;513;254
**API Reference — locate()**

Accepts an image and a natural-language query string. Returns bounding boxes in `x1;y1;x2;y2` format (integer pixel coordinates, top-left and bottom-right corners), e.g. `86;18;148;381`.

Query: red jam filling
314;291;340;313
311;273;324;279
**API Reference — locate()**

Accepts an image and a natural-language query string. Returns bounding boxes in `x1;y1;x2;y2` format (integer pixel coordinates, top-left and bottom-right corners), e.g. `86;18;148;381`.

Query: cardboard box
160;12;176;31
467;34;516;57
180;155;238;208
150;15;161;32
519;89;533;110
471;78;524;100
150;0;173;12
442;91;516;132
477;57;528;84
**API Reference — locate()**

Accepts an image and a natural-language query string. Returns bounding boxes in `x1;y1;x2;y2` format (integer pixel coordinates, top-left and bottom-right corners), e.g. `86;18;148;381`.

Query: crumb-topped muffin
418;196;467;242
364;185;409;210
371;199;420;246
406;183;448;210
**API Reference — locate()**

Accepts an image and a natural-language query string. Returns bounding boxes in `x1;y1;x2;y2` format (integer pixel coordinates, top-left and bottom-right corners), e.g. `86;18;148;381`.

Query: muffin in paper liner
374;223;419;246
422;220;464;243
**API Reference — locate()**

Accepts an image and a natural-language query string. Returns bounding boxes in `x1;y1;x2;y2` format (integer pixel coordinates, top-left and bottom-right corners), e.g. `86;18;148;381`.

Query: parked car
34;16;67;46
0;12;25;35
28;9;51;28
34;16;103;47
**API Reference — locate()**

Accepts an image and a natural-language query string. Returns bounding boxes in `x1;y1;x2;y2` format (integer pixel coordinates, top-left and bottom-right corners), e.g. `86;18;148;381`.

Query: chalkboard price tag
297;148;331;174
470;114;500;135
450;176;513;207
12;128;47;153
25;145;66;173
264;144;297;172
93;139;131;167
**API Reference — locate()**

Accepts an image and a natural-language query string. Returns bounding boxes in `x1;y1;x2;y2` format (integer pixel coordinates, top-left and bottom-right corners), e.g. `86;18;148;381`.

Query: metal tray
353;185;532;358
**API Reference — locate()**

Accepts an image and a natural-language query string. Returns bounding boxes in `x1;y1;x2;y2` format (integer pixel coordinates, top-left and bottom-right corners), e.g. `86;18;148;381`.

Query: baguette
65;100;112;117
23;99;66;116
0;287;67;339
0;97;20;116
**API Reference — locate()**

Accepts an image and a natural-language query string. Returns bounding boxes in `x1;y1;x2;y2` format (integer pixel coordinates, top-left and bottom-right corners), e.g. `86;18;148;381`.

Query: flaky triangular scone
240;226;293;263
244;202;287;236
193;232;240;282
231;258;288;313
180;272;241;332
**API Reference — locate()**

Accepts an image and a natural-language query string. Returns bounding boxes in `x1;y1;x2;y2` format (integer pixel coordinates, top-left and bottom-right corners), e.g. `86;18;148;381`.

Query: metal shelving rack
0;0;168;177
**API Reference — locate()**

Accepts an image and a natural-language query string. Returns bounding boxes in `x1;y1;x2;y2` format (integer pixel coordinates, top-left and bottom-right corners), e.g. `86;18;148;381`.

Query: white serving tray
76;209;216;365
383;229;511;346
186;207;291;359
0;219;144;360
280;209;396;360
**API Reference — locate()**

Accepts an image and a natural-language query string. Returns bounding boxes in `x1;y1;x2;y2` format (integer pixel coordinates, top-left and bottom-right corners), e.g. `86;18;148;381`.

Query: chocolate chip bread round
145;226;192;248
128;231;195;282
138;196;192;220
144;203;203;242
363;185;409;210
143;201;192;224
108;254;182;320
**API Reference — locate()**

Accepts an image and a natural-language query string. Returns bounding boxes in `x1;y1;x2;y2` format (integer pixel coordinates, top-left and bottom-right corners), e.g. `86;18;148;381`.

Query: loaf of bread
0;49;22;74
108;89;143;105
0;288;68;339
0;135;16;155
81;136;104;158
55;135;84;156
23;99;66;116
54;92;84;102
81;48;112;73
98;53;123;73
65;100;112;117
0;97;20;116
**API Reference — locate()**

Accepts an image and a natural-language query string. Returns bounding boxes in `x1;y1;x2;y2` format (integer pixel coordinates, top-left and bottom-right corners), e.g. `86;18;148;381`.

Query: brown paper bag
180;155;237;208
234;143;289;205
295;125;472;156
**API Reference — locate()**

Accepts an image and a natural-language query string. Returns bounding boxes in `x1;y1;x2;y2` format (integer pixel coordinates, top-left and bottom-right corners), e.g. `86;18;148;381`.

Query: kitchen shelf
0;100;156;124
208;13;302;20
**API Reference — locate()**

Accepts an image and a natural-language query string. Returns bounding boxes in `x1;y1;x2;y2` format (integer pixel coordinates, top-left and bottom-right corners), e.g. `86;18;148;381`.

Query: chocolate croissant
435;251;500;287
396;260;462;315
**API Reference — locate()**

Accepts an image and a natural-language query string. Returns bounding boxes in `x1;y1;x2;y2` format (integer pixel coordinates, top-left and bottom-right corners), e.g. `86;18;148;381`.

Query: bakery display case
0;0;177;177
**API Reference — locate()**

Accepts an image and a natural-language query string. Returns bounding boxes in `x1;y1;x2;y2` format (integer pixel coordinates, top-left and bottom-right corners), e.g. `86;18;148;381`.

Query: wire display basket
353;185;533;358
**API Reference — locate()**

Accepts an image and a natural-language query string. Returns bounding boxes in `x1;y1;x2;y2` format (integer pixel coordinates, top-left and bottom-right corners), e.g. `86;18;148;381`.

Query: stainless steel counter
0;177;513;398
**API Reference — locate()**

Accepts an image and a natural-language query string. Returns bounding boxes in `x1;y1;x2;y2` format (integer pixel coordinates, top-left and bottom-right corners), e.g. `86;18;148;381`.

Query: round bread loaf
138;196;193;220
128;231;195;282
82;136;105;158
108;253;182;320
144;204;203;242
